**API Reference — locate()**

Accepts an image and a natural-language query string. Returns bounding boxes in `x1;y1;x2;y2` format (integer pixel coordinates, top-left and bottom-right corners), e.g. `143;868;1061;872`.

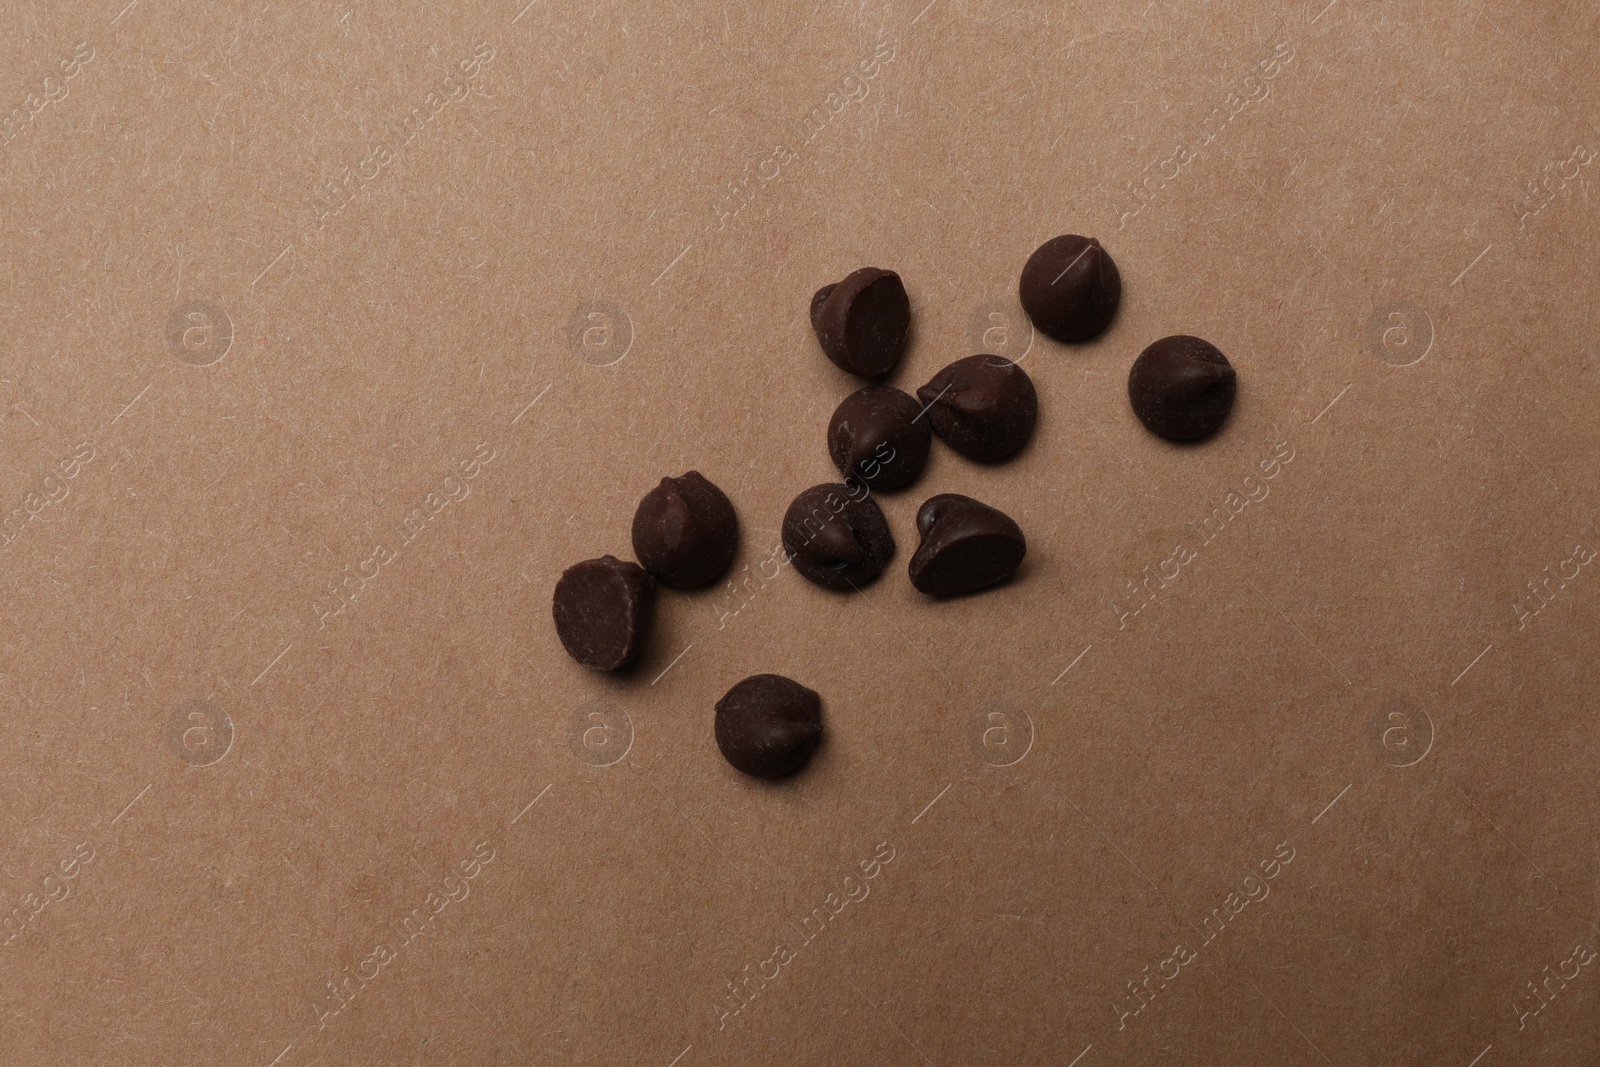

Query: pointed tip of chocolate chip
1128;335;1238;441
917;355;1037;463
1019;234;1122;343
715;673;824;778
781;483;896;591
631;471;739;588
909;494;1026;596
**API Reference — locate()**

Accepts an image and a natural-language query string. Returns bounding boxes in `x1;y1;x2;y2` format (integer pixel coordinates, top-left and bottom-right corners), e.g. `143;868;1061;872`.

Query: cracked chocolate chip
781;483;896;591
715;673;824;779
908;494;1026;596
827;386;930;492
916;355;1037;463
631;470;740;588
551;555;655;671
1127;334;1237;441
1018;235;1121;343
810;267;911;377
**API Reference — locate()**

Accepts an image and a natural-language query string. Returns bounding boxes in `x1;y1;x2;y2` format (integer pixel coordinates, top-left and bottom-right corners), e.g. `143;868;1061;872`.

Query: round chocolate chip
631;470;740;588
810;267;911;378
551;555;655;671
1127;335;1237;441
827;386;931;493
908;494;1026;597
915;355;1037;463
714;673;824;779
781;483;896;591
1018;235;1121;343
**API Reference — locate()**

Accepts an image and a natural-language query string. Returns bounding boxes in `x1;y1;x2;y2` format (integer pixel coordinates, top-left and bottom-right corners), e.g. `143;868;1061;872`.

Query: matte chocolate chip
827;386;930;492
1018;235;1121;343
810;267;911;377
551;555;655;671
1127;334;1237;441
781;483;896;591
908;494;1026;596
916;355;1037;463
631;470;740;588
714;673;824;779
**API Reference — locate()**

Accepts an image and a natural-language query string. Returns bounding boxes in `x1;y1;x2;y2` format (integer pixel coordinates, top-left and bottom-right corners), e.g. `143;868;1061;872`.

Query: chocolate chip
551;555;655;671
915;355;1037;463
630;471;739;588
1127;335;1237;441
908;494;1026;596
810;267;911;378
1018;235;1121;343
714;673;823;778
781;483;896;591
827;386;930;492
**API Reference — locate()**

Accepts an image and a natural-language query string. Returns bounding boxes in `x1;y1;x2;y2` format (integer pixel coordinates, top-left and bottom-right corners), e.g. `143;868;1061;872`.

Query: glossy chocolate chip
781;483;896;591
1127;335;1237;441
916;355;1037;462
1018;235;1121;343
714;673;824;779
810;267;911;378
827;386;930;492
631;471;739;588
551;555;655;671
908;494;1026;596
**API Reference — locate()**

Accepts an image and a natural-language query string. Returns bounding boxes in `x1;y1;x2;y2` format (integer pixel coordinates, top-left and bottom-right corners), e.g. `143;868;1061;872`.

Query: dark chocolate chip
631;470;740;588
908;494;1026;596
1127;335;1237;441
714;673;824;779
915;355;1037;463
827;386;930;492
1018;235;1121;343
781;483;896;591
551;555;655;671
811;267;911;378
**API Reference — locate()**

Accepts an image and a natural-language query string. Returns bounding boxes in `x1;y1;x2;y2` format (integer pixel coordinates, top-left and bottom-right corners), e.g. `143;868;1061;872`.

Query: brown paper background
2;0;1598;1063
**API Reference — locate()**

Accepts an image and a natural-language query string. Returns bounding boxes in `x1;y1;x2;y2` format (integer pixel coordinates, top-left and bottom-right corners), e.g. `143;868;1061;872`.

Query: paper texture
1;0;1597;1063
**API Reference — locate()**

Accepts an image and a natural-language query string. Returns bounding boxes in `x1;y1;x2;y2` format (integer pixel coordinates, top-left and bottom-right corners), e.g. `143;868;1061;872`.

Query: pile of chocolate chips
553;236;1238;781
